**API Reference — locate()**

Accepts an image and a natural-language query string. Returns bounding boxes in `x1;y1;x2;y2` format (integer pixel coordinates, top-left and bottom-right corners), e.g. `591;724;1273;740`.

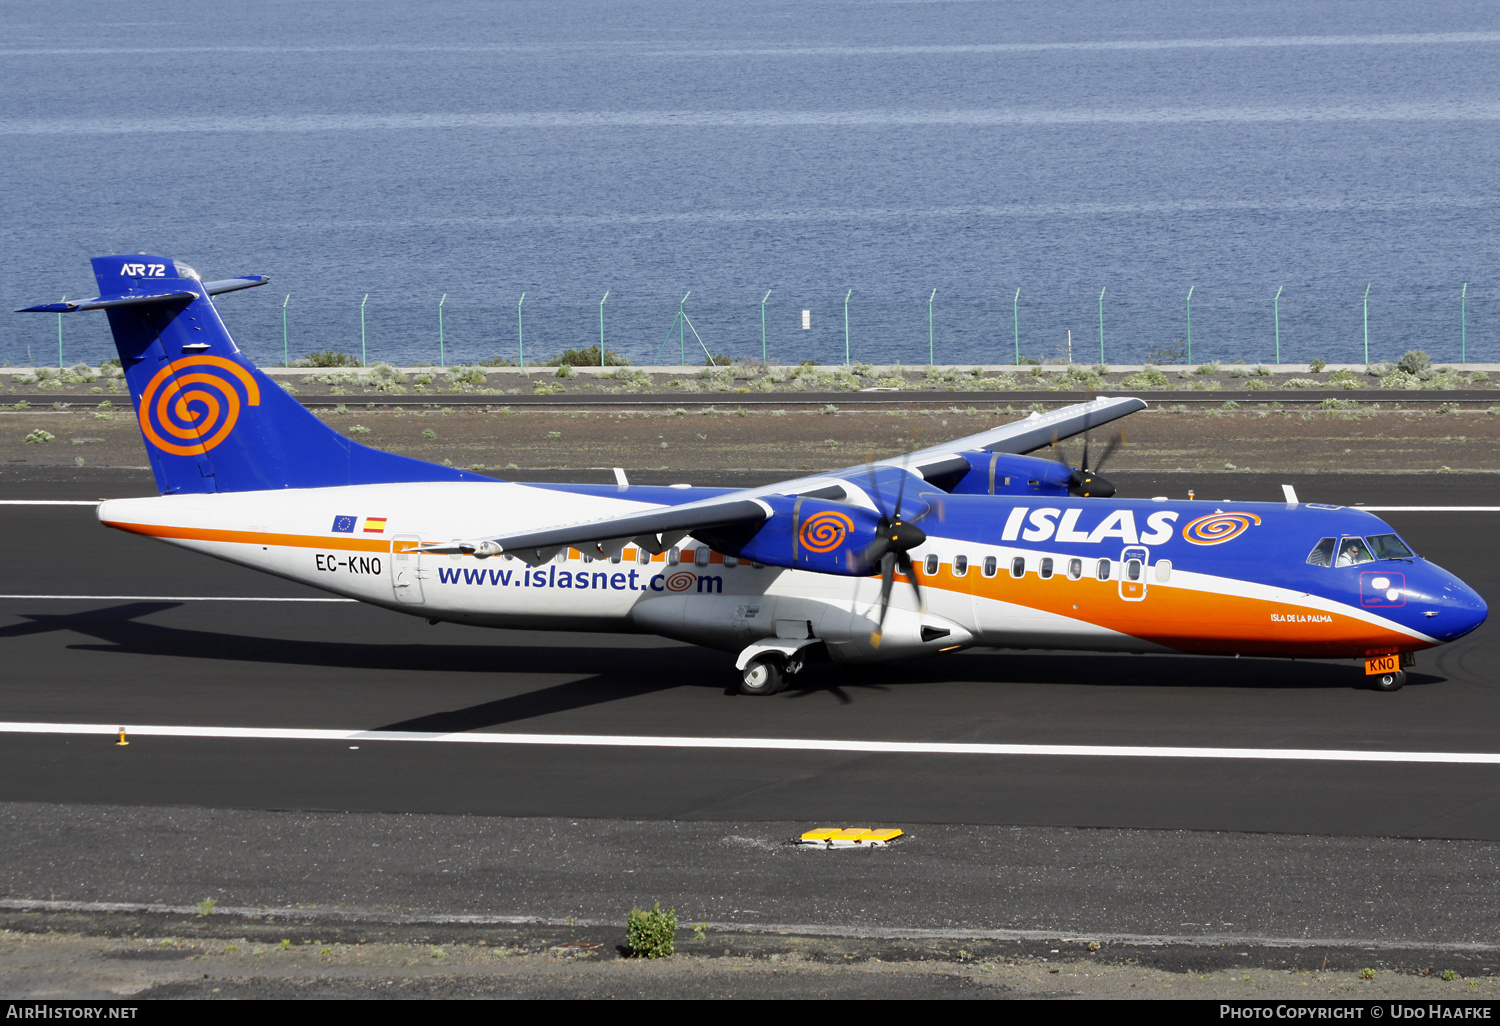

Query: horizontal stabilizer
203;276;269;296
16;291;199;313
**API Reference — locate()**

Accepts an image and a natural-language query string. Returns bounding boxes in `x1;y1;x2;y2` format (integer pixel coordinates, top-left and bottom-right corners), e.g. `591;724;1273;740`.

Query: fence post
1098;287;1106;364
1013;288;1020;365
1362;284;1371;365
360;293;368;367
844;288;852;366
1462;283;1468;365
438;293;446;368
761;289;772;363
57;296;64;367
928;289;936;366
1274;285;1283;365
517;293;525;368
282;294;290;367
1186;285;1194;364
680;292;690;365
599;290;609;366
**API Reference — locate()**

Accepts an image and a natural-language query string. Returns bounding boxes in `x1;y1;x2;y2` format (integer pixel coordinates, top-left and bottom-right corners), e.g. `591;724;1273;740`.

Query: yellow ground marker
115;728;128;747
798;827;904;847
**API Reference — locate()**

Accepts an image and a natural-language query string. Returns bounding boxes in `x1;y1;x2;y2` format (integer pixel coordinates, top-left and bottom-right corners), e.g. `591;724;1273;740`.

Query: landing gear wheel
740;655;786;696
1371;669;1406;692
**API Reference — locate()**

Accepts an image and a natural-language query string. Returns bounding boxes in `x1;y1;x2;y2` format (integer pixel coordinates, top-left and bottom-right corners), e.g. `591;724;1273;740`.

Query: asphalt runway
2;467;1499;840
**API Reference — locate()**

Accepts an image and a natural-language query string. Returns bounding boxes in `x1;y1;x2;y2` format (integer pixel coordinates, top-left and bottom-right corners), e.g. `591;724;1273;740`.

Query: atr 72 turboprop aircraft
19;256;1487;694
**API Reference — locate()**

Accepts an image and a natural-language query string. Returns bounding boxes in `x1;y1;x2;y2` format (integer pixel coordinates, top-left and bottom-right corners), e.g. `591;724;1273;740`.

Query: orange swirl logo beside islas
137;356;261;456
1182;511;1261;545
799;511;853;553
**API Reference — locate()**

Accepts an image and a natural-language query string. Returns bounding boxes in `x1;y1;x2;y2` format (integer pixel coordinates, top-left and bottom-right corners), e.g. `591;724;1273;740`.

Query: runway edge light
798;827;904;848
116;728;128;747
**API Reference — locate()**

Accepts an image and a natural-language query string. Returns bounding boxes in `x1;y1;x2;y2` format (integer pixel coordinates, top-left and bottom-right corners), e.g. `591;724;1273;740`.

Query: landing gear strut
1371;669;1406;692
740;654;802;696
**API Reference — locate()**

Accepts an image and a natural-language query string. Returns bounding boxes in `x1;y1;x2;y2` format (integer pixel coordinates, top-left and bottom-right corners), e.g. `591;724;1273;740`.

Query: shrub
1366;361;1395;378
1326;369;1362;390
1379;370;1423;390
1442;970;1460;982
626;903;677;958
445;366;487;388
1318;397;1356;410
421;428;437;439
307;350;360;368
99;358;124;378
24;430;55;443
347;424;371;435
1308;358;1327;373
1193;361;1221;375
1221;401;1240;410
1250;365;1273;377
548;345;629;367
1397;350;1431;375
1119;366;1172;390
1468;371;1490;384
1244;379;1269;391
1282;378;1320;388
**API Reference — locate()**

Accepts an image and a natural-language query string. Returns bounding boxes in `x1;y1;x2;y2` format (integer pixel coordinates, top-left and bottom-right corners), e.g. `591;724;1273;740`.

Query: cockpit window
1306;537;1336;567
1335;536;1375;567
1366;534;1415;560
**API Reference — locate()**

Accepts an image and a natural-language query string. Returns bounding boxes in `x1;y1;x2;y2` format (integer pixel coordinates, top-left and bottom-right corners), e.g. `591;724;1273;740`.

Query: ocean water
1;0;1497;369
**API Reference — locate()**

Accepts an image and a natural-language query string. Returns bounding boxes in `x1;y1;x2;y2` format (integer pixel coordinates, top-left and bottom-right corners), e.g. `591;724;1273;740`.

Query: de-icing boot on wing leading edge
17;254;483;495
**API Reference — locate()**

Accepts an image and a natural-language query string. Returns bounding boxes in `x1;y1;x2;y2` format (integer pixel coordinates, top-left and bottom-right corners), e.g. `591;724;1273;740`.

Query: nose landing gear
1371;669;1406;692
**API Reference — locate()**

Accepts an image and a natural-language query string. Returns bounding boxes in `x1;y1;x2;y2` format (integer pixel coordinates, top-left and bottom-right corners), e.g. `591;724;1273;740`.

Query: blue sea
1;0;1498;369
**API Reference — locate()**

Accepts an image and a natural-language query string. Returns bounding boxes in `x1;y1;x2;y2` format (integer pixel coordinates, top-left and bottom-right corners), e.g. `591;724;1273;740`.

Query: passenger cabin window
610;552;622;564
1011;556;1026;578
1155;559;1173;582
695;547;712;567
1306;537;1336;567
953;554;968;577
1096;558;1112;581
1067;558;1083;580
1366;534;1415;560
1335;537;1375;567
581;552;594;563
1039;557;1054;580
667;547;681;565
1125;558;1142;581
637;548;652;565
724;555;739;568
982;556;998;578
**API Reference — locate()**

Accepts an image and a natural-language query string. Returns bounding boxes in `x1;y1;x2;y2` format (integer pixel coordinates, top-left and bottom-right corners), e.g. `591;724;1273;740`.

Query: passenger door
391;535;425;604
1119;546;1148;602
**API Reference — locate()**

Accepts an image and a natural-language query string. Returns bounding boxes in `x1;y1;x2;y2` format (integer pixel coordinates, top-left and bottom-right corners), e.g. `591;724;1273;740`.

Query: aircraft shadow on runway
1;603;1438;731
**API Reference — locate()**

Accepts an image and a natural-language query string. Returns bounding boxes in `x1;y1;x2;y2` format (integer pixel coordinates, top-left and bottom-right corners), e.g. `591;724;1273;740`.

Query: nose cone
1435;574;1488;642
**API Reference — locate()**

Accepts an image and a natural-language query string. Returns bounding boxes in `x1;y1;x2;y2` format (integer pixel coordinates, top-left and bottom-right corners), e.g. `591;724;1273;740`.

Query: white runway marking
4;721;1500;765
0;595;354;602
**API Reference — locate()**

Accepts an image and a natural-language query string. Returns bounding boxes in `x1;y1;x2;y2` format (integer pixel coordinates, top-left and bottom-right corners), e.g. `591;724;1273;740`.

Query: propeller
1051;428;1125;498
861;459;928;647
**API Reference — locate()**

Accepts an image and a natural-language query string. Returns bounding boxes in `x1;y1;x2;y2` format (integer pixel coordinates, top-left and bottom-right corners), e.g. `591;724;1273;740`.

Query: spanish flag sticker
363;516;388;534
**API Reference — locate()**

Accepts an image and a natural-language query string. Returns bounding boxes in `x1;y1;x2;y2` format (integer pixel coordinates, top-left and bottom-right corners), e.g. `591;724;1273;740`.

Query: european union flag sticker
331;515;357;534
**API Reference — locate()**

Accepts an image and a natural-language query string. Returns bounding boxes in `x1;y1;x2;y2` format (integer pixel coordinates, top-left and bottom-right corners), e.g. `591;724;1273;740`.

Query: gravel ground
3;395;1498;475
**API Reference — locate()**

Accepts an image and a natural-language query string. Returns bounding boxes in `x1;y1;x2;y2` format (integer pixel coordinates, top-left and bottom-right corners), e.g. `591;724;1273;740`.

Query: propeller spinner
1052;429;1124;498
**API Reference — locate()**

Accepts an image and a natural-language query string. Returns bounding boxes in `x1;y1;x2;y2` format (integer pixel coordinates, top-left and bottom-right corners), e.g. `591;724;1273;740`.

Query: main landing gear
739;653;804;696
1370;669;1406;692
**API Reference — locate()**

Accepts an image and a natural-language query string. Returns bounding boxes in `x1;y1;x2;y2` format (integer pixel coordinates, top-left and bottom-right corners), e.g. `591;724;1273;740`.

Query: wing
424;396;1146;563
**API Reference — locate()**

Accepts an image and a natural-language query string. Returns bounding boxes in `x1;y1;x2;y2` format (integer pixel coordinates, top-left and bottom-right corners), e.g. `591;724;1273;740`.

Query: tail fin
16;255;481;495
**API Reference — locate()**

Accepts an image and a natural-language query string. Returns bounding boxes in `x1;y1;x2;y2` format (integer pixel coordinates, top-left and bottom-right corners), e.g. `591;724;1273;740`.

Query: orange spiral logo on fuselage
799;511;853;553
664;571;697;592
137;356;260;457
1183;511;1262;545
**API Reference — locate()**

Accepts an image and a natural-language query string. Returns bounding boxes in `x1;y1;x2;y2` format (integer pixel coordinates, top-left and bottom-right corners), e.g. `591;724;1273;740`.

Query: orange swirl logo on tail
1183;511;1261;545
799;511;853;553
137;356;261;456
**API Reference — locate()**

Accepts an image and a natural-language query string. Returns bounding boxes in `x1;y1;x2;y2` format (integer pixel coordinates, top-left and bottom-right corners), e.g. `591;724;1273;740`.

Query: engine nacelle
932;450;1073;497
698;495;884;576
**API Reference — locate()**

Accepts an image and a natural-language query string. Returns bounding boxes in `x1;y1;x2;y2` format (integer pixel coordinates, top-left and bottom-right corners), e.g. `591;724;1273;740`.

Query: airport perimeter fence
6;282;1495;371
